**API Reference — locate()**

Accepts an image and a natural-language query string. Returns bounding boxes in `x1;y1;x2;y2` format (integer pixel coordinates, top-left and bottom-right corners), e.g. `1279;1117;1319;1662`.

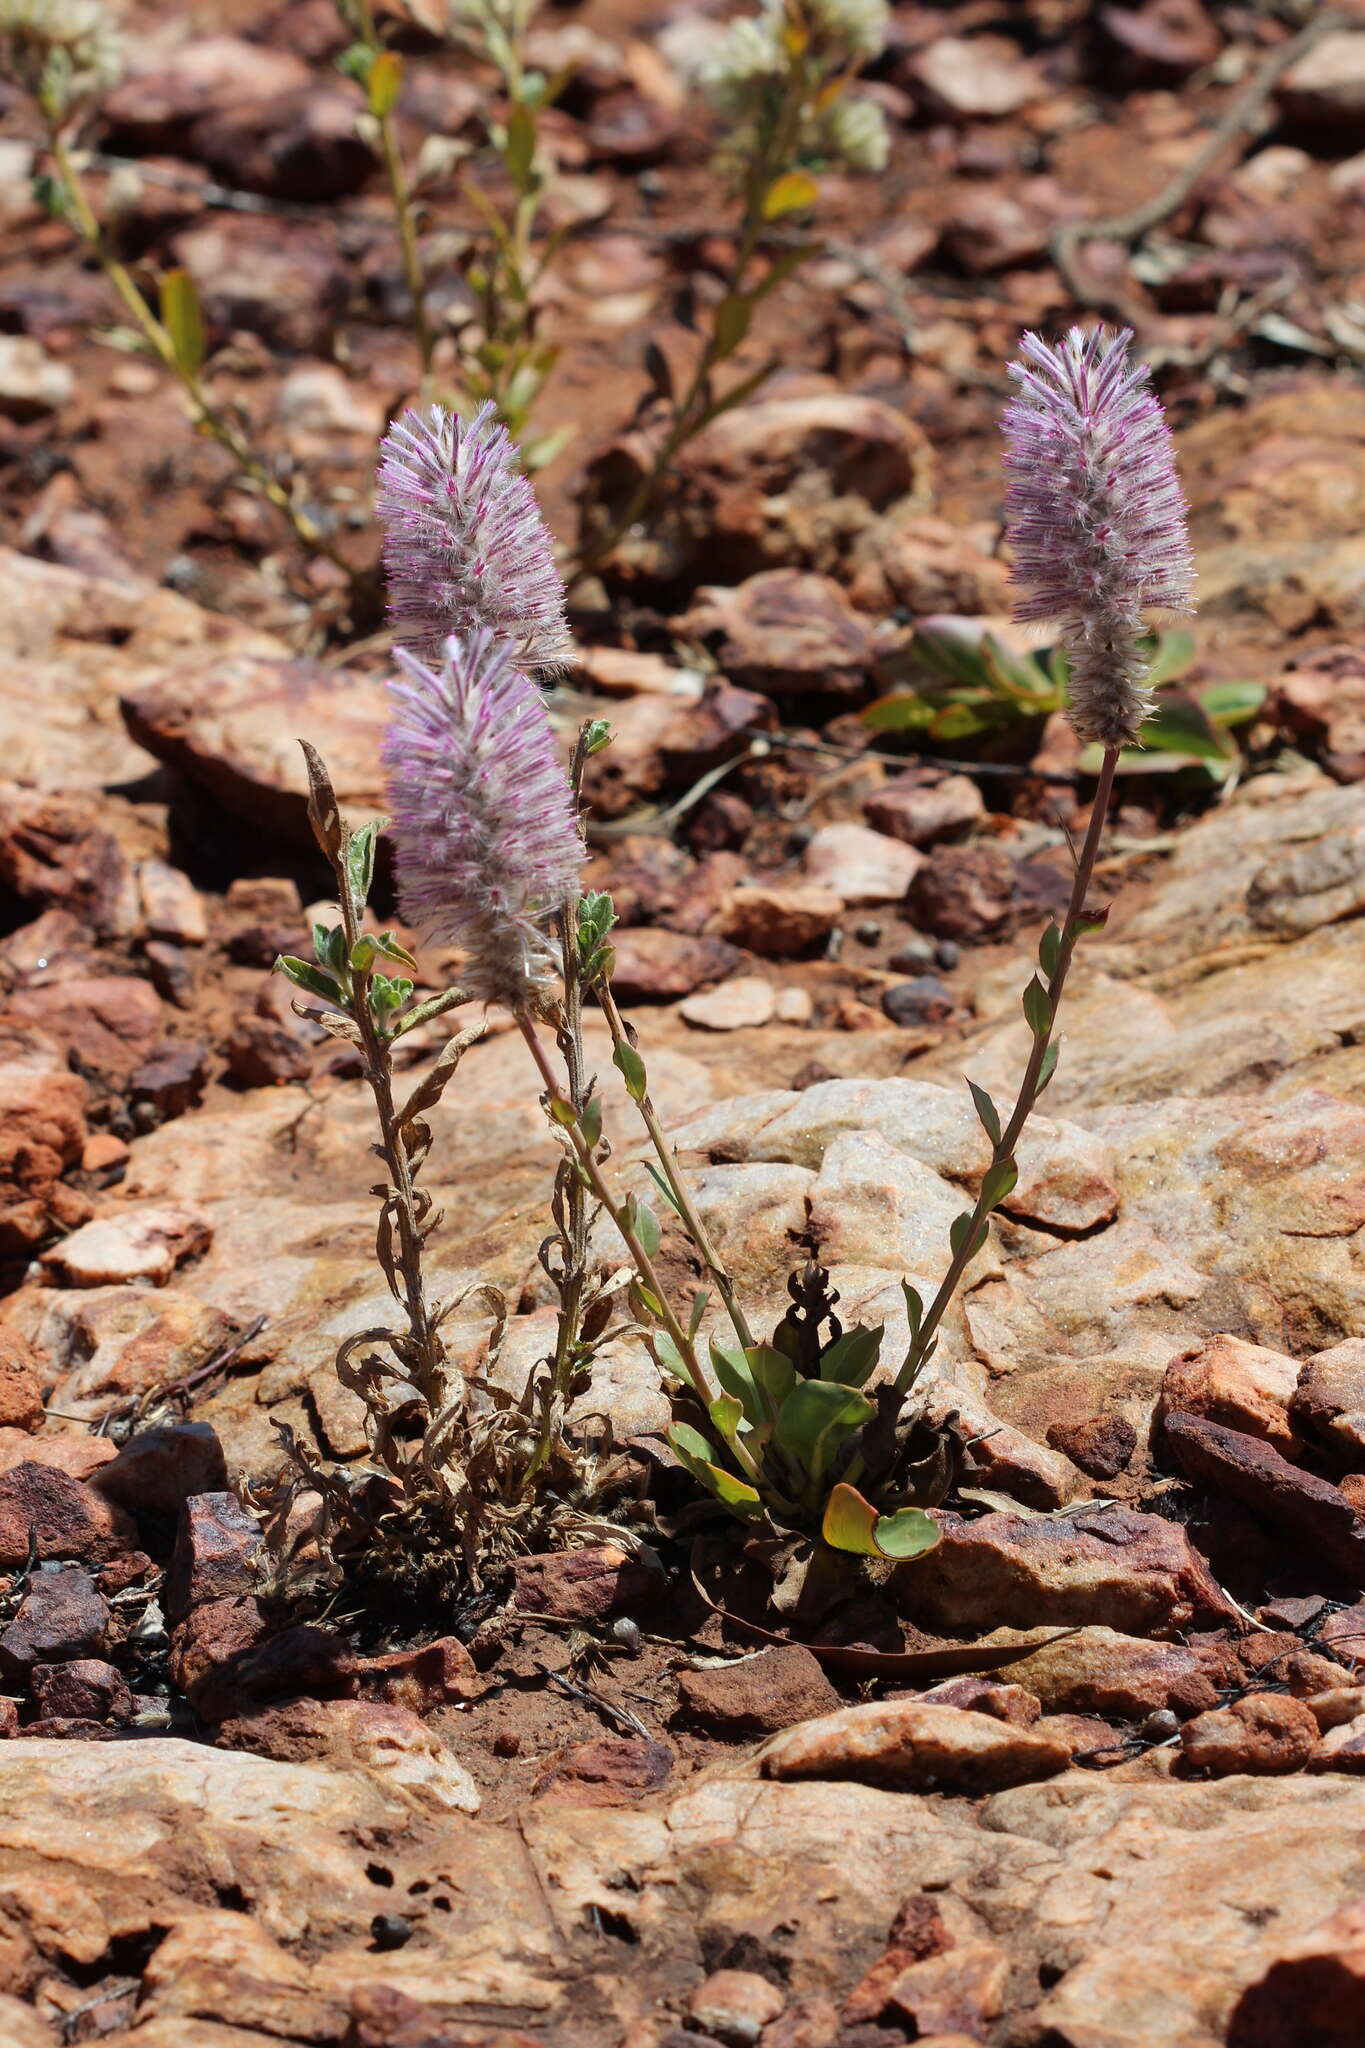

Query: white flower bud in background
822;92;889;174
0;0;123;119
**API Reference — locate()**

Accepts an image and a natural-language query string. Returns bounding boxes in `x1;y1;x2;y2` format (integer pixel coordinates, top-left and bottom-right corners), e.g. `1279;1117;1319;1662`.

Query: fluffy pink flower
1002;325;1195;746
383;628;583;1009
376;402;571;675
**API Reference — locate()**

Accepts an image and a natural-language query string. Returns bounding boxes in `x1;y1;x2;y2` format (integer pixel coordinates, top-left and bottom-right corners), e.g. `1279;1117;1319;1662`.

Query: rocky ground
3;2;1365;2045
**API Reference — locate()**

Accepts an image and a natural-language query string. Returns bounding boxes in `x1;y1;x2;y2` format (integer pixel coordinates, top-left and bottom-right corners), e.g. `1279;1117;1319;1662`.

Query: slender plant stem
596;981;755;1352
516;1011;769;1487
49;133;351;576
892;745;1121;1399
336;877;445;1411
522;736;594;1484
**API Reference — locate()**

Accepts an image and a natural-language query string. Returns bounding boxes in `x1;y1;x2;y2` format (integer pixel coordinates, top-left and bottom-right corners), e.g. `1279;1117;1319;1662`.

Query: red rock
534;1735;673;1807
985;1626;1221;1719
1228;1897;1365;2046
880;1941;1009;2037
843;1897;954;2024
675;1644;840;1738
1163;1411;1365;1585
167;1594;276;1715
0;1429;117;1481
0;1035;89;1253
191;85;373;202
91;1422;228;1522
6;974;163;1085
941;185;1054;274
0;1462;135;1568
802;823;925;906
1180;1693;1320;1777
1157;1335;1301;1453
40;1200;212;1286
1046;1413;1137;1478
344;1981;545;2047
847;518;1009;620
1100;0;1222;80
0;1567;108;1674
1291;1339;1365;1469
906;35;1041;119
166;1491;263;1622
129;1040;209;1122
706;883;842;958
907;842;1016;940
0;786;134;935
863;768;986;848
760;1699;1070;1793
882;976;955;1027
894;1507;1235;1639
30;1656;132;1724
1272;647;1365;783
913;1678;1041;1726
81;1132;129;1172
608;928;742;1002
351;1636;483;1710
226;1015;314;1088
683;570;880;698
686;1969;785;2046
509;1544;650;1622
0;1329;43;1431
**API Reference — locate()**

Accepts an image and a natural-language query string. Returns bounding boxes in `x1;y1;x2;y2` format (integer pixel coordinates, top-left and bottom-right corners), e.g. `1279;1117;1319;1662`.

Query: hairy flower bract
376;401;572;676
1001;325;1195;747
383;628;583;1011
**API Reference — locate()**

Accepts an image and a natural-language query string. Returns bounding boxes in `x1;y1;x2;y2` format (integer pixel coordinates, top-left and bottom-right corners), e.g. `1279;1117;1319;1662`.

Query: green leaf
710;1392;745;1442
1143;627;1197;687
1037;1040;1060;1093
909;617;996;690
902;1281;924;1340
860;690;939;734
580;1097;603;1151
346;820;384;911
581;718;614;756
666;1425;763;1516
1022;977;1052;1037
818;1324;883;1388
762;169;820;219
643;1160;685;1220
275;956;344;1006
1038;924;1062;978
688;1289;710;1341
968;1081;1001;1148
746;1343;796;1411
373;930;418;970
634;1198;661;1259
366;47;403;117
822;1483;940;1561
1135;692;1236;767
980;1158;1018;1211
504;102;537;191
710;1342;764;1427
371;973;413;1016
313;923;349;978
713;293;752;360
350;933;380;974
1198;679;1265;729
612;1041;647;1103
949;1210;981;1260
979;634;1058;708
160;268;205;379
873;1506;941;1561
335;41;373;85
548;1096;576;1127
773;1380;872;1494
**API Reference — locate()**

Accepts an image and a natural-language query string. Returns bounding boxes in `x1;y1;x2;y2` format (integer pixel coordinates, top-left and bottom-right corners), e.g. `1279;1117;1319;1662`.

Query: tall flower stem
516;1011;766;1488
48;131;352;578
522;730;595;1485
335;873;449;1415
596;980;755;1353
892;744;1119;1398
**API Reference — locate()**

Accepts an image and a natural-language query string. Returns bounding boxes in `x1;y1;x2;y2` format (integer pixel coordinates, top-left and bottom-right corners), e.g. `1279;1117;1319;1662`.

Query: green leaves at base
822;1482;940;1562
666;1424;762;1517
773;1380;873;1497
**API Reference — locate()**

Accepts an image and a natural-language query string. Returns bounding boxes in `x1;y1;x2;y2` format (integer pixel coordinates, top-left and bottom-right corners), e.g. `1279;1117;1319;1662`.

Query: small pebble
853;920;882;945
369;1914;412;1951
611;1615;642;1656
1141;1709;1180;1742
882;975;954;1027
936;938;961;970
887;936;935;973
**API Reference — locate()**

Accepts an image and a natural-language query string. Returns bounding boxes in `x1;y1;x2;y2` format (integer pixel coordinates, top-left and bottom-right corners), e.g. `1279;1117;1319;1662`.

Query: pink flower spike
383;628;584;1011
376;401;572;676
1001;324;1195;747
